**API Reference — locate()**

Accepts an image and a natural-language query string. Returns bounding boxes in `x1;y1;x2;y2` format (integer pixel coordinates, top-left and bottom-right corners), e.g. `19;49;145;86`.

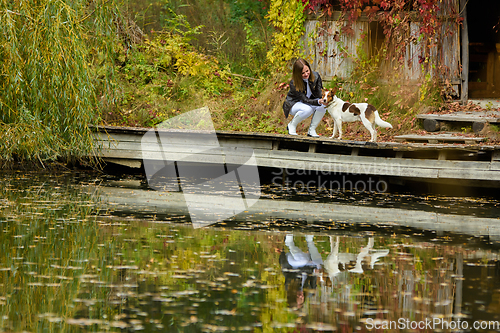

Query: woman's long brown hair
292;58;315;93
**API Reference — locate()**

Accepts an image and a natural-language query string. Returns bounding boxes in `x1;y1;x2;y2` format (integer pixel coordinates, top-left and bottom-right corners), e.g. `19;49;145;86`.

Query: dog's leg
336;118;343;140
361;117;376;142
327;109;337;138
331;120;338;138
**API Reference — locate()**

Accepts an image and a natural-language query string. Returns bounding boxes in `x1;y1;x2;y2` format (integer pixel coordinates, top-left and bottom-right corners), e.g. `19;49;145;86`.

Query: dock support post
283;168;288;190
492;151;500;162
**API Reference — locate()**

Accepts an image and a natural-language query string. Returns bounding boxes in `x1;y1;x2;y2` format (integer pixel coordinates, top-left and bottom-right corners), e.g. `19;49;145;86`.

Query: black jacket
282;71;323;118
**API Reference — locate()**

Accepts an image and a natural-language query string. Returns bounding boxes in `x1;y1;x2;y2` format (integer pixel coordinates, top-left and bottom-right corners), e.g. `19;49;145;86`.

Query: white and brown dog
321;88;392;142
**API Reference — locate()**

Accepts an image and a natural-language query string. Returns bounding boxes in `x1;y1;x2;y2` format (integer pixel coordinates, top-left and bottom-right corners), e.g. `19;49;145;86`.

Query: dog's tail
374;111;393;128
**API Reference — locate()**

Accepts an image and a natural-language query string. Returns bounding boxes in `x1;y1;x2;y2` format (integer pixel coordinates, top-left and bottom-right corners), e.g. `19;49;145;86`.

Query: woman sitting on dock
283;58;327;137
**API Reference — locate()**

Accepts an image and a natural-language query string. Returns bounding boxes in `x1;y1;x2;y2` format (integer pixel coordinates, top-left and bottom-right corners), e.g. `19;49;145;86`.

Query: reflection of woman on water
279;235;323;309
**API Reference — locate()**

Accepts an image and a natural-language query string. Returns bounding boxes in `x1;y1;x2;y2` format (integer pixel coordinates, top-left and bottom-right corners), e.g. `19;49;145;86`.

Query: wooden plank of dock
417;111;500;123
394;133;486;144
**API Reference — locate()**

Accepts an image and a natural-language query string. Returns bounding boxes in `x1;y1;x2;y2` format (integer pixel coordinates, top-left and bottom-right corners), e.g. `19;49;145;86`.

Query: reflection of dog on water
280;235;390;308
324;236;390;282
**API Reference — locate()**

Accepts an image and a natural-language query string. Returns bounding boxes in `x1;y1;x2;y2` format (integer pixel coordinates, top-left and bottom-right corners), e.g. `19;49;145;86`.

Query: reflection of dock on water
93;125;500;189
87;181;500;241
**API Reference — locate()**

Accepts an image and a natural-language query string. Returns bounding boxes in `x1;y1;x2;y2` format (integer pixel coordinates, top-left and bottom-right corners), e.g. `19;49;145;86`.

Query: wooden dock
93;125;500;188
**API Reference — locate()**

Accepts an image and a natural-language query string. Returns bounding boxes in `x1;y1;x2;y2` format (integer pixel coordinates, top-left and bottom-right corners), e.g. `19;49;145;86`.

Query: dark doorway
467;0;500;98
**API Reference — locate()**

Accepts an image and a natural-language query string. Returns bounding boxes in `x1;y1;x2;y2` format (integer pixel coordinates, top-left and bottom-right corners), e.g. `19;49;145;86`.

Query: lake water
1;170;500;332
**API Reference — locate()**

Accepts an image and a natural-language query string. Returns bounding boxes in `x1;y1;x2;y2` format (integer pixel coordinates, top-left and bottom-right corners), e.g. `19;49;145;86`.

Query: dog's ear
330;87;338;96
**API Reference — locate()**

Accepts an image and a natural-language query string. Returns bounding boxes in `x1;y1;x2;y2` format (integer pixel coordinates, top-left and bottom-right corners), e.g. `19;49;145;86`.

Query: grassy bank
99;32;445;142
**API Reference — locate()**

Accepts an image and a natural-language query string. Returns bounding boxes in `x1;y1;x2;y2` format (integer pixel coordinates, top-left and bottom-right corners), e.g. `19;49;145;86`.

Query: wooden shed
302;0;500;103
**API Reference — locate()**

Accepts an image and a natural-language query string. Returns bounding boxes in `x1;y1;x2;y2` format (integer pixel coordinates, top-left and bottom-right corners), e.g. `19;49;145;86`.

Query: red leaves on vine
302;0;329;12
379;1;391;9
416;0;440;35
364;6;380;15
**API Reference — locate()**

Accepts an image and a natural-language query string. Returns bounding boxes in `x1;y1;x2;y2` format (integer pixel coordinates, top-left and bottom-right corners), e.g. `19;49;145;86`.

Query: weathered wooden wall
303;0;462;95
304;19;369;79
